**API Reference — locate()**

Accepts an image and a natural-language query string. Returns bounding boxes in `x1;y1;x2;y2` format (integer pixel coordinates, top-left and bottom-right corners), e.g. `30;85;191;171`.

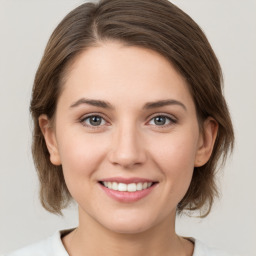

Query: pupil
90;116;101;126
155;116;166;125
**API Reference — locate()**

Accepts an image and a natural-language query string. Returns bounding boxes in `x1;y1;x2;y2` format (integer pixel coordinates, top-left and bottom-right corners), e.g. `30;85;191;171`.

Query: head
30;0;234;220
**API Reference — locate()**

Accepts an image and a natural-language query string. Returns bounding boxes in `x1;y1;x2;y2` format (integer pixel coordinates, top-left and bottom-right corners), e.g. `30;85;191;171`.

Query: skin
39;41;218;256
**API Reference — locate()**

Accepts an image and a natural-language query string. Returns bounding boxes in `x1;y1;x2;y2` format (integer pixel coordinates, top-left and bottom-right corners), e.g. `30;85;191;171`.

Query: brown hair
30;0;234;216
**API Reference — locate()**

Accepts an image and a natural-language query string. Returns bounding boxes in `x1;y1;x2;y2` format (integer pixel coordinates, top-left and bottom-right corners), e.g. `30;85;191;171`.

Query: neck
62;208;193;256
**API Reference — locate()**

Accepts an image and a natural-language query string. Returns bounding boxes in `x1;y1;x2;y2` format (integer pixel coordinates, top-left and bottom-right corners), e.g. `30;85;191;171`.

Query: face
41;41;216;234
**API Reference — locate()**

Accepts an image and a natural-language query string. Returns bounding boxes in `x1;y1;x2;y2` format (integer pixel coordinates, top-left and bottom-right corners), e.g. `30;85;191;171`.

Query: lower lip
99;183;157;203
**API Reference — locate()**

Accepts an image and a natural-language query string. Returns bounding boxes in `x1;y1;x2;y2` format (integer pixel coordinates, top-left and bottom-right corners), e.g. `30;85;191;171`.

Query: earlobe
38;114;61;166
194;117;218;167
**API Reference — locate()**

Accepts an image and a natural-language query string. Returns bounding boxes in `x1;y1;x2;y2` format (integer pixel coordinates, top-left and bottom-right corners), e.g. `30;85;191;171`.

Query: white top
4;229;237;256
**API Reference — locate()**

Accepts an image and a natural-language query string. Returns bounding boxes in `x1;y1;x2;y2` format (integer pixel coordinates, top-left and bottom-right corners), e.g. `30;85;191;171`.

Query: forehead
59;41;195;111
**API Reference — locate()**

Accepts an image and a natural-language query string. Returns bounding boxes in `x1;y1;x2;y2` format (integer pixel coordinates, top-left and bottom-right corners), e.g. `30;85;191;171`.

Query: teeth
102;181;154;192
112;182;118;190
127;183;136;192
136;183;142;191
118;183;127;191
147;182;152;188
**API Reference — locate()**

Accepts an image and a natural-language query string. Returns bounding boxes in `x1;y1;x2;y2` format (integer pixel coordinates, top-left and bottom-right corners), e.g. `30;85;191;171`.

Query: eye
81;115;107;127
148;115;176;127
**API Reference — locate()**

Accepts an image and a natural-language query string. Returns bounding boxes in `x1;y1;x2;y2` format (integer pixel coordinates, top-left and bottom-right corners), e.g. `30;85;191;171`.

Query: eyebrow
70;98;187;111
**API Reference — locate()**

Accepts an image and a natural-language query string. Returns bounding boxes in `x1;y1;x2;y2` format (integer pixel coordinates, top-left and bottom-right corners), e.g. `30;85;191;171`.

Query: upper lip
99;177;157;184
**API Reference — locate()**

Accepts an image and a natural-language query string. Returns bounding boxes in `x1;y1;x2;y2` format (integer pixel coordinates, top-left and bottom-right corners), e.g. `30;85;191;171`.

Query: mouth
99;181;157;192
98;178;159;203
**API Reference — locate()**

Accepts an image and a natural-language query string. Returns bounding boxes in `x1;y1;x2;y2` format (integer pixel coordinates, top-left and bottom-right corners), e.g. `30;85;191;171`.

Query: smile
100;181;154;192
98;178;158;203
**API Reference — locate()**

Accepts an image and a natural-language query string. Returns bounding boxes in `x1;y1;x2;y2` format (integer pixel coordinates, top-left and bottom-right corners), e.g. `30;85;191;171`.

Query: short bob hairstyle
30;0;234;216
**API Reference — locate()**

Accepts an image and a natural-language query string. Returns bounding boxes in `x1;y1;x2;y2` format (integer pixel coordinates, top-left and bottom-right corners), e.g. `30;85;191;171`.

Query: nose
108;123;147;169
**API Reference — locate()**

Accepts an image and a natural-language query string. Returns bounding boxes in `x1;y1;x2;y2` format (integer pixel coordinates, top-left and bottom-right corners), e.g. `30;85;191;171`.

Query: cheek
57;132;108;186
152;131;198;169
56;132;111;208
150;130;199;195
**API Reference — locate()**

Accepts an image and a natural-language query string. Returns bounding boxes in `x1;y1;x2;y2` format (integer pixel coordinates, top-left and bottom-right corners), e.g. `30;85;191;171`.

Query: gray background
0;0;255;255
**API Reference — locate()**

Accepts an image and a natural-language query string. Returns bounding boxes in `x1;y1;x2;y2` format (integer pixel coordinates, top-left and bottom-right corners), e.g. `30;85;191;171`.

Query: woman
6;0;235;255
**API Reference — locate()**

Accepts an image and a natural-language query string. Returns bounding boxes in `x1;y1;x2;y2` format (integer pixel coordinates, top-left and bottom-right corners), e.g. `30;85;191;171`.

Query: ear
194;117;218;167
38;114;61;166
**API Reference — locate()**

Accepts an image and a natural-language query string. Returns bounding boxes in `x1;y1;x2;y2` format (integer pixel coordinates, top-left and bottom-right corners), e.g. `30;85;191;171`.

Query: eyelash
79;113;177;130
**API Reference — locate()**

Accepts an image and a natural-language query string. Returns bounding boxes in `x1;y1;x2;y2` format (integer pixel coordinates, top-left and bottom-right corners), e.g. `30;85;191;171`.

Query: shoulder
193;239;240;256
4;237;54;256
4;229;72;256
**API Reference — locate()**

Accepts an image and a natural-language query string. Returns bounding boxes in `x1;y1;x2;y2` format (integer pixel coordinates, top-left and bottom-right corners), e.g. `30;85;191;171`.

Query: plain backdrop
0;0;255;255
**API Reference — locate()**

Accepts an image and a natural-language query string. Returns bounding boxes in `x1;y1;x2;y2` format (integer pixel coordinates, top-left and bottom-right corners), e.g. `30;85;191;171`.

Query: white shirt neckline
5;228;236;256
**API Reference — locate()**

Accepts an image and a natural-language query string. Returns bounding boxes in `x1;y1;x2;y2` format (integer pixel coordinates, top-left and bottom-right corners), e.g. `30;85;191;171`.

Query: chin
100;212;156;235
108;222;151;235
